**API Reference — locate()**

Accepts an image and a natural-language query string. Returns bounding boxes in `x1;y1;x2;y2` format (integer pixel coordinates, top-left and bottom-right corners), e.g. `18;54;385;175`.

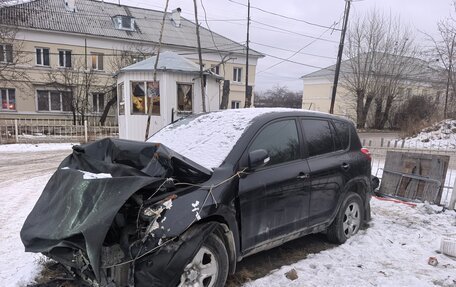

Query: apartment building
0;0;263;123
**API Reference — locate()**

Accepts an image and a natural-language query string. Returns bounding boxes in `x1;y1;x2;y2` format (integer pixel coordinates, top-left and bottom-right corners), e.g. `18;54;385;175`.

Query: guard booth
116;51;222;141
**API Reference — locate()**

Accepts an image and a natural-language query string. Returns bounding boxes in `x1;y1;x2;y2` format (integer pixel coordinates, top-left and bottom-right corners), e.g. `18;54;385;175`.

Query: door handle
341;162;350;171
297;173;310;179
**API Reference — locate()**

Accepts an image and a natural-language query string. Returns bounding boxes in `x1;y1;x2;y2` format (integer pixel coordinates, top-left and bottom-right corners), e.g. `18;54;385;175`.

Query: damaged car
21;108;372;287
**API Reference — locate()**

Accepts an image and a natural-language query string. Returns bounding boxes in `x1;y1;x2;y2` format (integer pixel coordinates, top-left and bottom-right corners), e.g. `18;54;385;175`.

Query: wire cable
227;0;342;31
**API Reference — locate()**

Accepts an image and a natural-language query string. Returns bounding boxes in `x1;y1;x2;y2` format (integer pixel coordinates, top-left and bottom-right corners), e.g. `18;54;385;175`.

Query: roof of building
120;51;221;78
301;54;445;83
0;0;263;57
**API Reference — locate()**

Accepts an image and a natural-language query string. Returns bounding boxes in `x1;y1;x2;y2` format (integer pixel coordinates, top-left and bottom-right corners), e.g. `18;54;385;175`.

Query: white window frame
92;93;105;113
231;100;241;109
233;67;242;83
58;49;72;68
118;82;125;115
36;90;71;112
177;82;193;114
112;15;136;31
0;88;16;111
90;52;104;71
35;47;50;66
211;64;220;75
0;44;13;63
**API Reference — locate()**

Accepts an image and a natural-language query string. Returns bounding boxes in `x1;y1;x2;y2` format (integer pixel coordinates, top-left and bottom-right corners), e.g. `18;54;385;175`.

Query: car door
238;118;311;252
301;118;349;227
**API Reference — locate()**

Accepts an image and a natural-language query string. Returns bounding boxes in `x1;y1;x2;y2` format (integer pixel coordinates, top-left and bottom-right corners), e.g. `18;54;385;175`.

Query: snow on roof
121;51;200;73
147;108;300;169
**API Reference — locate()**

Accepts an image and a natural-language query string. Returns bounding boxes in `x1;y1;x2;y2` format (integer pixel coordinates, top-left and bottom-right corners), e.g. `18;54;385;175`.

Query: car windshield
148;108;293;169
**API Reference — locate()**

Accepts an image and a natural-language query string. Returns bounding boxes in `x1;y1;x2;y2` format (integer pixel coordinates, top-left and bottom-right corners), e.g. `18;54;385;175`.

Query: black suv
21;109;372;287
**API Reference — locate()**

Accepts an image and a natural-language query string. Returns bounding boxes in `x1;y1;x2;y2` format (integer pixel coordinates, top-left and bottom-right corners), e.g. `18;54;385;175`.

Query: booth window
177;83;192;113
131;81;160;115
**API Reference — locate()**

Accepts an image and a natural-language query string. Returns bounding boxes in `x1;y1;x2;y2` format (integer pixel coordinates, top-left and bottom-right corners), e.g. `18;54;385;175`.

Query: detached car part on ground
21;109;373;287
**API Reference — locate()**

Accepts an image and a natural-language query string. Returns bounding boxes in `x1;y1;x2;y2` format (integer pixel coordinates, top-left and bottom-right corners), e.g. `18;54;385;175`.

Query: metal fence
0;119;118;144
363;138;456;209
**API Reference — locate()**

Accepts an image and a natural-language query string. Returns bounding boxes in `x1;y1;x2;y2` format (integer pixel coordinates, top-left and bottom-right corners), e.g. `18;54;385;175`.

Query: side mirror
248;149;270;170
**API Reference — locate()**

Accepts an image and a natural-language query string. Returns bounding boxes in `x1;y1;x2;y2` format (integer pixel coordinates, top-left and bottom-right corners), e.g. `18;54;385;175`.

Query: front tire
327;192;364;244
178;232;229;287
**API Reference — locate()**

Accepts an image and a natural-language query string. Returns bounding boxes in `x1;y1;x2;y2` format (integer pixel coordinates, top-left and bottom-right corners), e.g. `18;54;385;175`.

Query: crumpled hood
20;138;211;280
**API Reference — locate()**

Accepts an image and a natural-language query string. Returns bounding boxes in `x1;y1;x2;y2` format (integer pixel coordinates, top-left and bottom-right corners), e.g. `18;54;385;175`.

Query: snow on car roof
148;108;308;169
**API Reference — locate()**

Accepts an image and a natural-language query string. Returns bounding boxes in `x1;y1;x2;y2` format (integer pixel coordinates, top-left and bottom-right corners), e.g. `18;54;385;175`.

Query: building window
112;15;136;31
58;50;72;68
118;82;125;115
131;81;160;115
233;67;242;83
422;89;428;96
0;44;13;63
90;53;104;70
0;88;16;110
177;83;192;113
92;93;105;113
36;90;72;112
36;48;50;66
231;100;240;109
211;64;220;75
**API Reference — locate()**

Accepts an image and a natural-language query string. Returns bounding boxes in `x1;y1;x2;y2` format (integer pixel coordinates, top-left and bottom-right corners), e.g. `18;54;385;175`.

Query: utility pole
194;0;206;113
244;0;251;107
329;0;351;114
84;38;88;124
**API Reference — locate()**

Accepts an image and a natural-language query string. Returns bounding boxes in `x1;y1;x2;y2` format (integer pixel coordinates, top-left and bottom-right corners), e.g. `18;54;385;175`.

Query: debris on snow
428;257;438;267
285;269;298;281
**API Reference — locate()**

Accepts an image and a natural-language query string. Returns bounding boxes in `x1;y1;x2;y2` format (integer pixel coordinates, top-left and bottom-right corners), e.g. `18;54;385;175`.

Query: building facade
0;0;263;124
301;57;446;123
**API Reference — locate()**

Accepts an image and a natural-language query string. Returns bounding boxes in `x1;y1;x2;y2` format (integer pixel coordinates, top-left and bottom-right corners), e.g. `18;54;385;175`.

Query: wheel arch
196;215;237;274
343;176;371;222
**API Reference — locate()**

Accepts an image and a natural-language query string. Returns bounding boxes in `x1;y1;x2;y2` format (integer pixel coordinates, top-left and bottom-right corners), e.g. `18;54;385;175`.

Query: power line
260;52;326;69
227;0;342;31
251;20;338;43
250;41;335;59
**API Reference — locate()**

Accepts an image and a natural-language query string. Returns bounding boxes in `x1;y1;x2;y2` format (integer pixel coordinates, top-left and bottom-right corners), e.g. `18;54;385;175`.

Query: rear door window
249;119;300;166
333;120;350;150
301;119;335;157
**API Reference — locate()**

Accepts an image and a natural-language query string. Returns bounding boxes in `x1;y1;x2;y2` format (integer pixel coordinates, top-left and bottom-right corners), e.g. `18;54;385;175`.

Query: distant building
301;55;446;121
0;0;263;124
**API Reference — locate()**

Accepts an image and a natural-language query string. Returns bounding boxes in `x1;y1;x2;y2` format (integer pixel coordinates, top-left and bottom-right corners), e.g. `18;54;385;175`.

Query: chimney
171;8;181;27
64;0;76;12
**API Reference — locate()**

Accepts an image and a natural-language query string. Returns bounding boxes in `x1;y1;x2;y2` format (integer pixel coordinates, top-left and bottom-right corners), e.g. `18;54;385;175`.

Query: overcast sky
109;0;454;91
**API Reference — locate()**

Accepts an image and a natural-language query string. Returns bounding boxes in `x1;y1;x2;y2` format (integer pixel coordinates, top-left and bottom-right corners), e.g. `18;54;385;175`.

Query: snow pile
0;174;52;286
149;108;300;169
246;198;456;287
0;143;78;153
395;119;456;149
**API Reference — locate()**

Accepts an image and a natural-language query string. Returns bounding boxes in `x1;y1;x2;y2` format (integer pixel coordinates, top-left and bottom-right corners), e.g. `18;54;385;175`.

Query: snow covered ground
247;199;456;287
0;143;455;287
0;143;77;153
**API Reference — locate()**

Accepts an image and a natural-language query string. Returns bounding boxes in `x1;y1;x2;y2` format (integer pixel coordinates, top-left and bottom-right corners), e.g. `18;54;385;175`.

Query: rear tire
178;232;229;287
327;192;364;244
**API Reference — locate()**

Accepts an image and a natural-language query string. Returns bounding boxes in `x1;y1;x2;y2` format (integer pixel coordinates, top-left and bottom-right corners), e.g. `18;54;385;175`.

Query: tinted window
302;119;334;157
333;120;350;150
249;120;300;166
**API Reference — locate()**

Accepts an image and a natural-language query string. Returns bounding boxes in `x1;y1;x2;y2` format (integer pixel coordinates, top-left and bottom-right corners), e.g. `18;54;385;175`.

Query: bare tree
426;18;456;118
343;10;420;129
102;45;155;125
255;85;302;108
0;17;31;89
45;57;111;125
